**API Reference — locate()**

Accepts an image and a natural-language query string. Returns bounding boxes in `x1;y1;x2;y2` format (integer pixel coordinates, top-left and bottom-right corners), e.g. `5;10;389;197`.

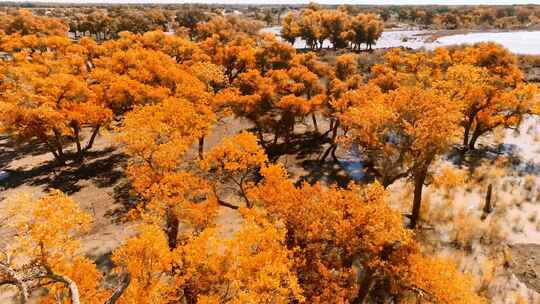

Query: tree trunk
104;273;131;304
84;125;100;151
329;118;335;132
198;136;205;160
353;267;376;304
273;128;280;146
330;145;339;163
166;211;179;249
52;128;66;161
311;113;319;132
239;178;252;208
320;121;340;163
45;269;80;304
42;138;60;161
0;262;29;304
482;184;493;220
462;121;471;148
284;121;294;147
469;126;482;150
331;121;339;143
409;167;427;229
254;121;267;149
320;144;333;163
73;125;83;161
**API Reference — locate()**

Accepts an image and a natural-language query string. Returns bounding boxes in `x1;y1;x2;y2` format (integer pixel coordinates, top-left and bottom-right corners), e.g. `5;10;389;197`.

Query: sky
175;0;540;3
10;0;540;4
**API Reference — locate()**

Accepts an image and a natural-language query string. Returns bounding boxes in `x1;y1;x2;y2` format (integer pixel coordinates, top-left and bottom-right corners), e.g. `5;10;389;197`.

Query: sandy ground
376;112;540;303
0;131;137;276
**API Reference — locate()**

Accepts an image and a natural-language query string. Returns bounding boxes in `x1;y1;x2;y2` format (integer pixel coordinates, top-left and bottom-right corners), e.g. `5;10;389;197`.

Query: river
262;26;540;55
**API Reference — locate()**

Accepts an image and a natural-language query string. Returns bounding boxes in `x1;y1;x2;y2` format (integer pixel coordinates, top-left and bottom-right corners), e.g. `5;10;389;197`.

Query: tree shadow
90;251;115;274
1;146;127;195
104;180;137;221
0;135;53;165
258;130;370;188
265;130;330;162
88;250;128;288
448;142;540;177
298;158;353;188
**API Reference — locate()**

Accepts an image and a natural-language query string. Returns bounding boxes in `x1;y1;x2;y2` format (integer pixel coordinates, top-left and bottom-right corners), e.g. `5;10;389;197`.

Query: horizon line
2;0;540;6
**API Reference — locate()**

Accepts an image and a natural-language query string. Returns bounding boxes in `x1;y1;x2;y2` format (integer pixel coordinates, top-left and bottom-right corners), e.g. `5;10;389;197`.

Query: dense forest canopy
0;4;539;304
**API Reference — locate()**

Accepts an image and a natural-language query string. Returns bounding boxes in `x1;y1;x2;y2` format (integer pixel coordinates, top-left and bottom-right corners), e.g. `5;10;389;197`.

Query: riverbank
263;26;540;55
420;26;540;41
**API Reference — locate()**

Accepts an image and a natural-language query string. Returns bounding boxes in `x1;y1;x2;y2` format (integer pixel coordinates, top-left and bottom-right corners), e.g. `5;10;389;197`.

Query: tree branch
217;199;240;210
104;272;131;304
43;265;80;304
212;184;239;210
0;262;29;304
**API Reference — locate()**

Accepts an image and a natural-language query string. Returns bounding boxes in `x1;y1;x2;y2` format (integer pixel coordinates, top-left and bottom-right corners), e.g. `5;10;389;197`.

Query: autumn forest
1;3;540;304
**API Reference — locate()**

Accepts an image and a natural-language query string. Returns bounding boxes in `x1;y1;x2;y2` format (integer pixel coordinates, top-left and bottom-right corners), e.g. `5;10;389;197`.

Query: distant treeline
281;5;384;50
2;3;540;30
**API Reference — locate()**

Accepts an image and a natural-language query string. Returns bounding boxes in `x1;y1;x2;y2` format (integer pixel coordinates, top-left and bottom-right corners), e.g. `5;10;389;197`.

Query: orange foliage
0;42;112;161
201;131;267;207
119;97;217;246
112;224;174;304
281;8;384;50
340;86;461;227
0;9;68;37
371;43;539;149
3;190;108;304
0;9;502;304
248;164;485;303
173;209;303;303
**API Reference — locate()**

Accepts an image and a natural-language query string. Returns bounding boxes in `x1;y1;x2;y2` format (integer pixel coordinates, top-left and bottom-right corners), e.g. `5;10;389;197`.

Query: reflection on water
336;144;367;182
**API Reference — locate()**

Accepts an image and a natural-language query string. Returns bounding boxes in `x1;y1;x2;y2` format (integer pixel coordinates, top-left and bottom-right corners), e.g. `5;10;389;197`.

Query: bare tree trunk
42;137;60;161
482;184;493;220
284;122;294;147
320;121;339;163
239;177;252;208
320;144;333;163
462;122;471;148
330;145;339;163
254;121;267;149
311;113;319;132
352;268;376;304
198;136;205;160
45;269;80;304
273;128;280;146
52;128;66;161
331;121;339;143
73;125;83;161
469;127;482;150
166;211;179;249
409;167;427;229
0;262;29;304
329;118;335;132
104;273;131;304
84;125;100;151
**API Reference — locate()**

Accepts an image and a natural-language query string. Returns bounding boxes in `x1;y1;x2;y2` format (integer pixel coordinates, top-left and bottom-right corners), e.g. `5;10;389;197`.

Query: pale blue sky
15;0;540;4
182;0;540;3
